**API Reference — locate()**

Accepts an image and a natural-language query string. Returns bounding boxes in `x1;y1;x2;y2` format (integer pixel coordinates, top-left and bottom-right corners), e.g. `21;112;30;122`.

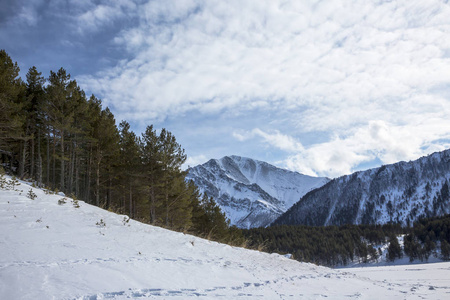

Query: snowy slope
2;177;449;299
186;156;328;228
275;149;450;226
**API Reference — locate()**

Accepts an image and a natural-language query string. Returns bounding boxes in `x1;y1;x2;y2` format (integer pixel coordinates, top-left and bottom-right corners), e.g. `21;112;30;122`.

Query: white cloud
72;0;450;177
9;0;45;27
268;120;450;178
183;154;208;170
74;0;138;33
79;0;450;125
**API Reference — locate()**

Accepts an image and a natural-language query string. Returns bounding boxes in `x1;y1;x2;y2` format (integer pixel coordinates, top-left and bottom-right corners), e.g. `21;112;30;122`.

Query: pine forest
0;49;238;243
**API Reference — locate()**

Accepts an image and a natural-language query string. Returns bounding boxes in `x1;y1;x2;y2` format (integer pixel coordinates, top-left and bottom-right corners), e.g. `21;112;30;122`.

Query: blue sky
2;0;450;178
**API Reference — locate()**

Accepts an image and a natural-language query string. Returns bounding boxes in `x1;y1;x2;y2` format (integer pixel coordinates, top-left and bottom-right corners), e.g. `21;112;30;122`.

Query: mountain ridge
186;155;329;229
273;149;450;227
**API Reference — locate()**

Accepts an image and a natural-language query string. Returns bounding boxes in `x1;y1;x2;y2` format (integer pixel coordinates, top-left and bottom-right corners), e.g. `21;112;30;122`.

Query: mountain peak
186;156;329;228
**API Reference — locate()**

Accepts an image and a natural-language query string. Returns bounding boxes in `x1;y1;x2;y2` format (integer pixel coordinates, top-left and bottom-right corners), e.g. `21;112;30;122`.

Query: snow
1;177;449;299
187;156;329;228
345;263;450;296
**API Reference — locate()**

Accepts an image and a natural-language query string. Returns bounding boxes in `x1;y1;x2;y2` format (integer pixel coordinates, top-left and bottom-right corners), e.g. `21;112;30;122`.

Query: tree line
244;214;450;267
0;49;242;243
243;223;403;266
404;214;450;262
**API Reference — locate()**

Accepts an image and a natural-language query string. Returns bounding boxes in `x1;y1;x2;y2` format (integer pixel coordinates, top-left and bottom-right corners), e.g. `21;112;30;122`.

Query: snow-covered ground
1;177;449;299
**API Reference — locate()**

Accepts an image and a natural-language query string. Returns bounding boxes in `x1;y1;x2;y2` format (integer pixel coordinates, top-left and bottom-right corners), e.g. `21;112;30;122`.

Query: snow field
1;177;449;299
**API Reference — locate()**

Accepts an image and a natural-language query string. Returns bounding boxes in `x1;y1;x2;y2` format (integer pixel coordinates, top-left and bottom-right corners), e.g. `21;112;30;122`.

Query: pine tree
25;66;46;183
0;50;25;158
118;121;141;217
201;194;229;240
44;68;75;190
157;128;187;227
90;105;119;207
140;125;162;224
387;235;402;262
441;239;450;261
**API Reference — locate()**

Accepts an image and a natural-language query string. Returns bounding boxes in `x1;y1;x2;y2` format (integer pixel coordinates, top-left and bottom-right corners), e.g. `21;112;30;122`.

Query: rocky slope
274;149;450;226
186;155;329;228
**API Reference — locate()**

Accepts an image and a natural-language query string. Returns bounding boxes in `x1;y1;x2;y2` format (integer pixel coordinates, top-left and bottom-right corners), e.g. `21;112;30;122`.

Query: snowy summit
186;155;329;228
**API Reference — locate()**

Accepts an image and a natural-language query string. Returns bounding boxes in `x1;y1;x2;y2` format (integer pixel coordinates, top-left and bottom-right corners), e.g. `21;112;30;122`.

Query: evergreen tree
441;239;450;261
118;121;141;216
44;68;74;190
157;128;188;227
387;235;402;262
0;50;25;158
25;66;46;183
91;105;119;207
201;194;229;239
140;125;162;224
404;234;422;262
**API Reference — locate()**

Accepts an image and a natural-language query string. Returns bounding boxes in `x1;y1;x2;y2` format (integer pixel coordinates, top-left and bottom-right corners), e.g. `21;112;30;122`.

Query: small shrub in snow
58;198;67;205
0;175;7;189
1;176;21;191
96;219;106;227
8;177;20;191
27;189;37;200
122;216;130;226
72;199;80;208
43;186;53;195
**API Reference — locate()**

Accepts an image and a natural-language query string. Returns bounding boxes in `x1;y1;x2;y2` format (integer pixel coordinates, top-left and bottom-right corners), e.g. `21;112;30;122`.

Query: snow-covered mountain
2;175;449;299
274;149;450;227
186;155;329;228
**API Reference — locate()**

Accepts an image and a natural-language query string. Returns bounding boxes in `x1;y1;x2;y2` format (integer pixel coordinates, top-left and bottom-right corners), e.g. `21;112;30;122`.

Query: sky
1;0;450;178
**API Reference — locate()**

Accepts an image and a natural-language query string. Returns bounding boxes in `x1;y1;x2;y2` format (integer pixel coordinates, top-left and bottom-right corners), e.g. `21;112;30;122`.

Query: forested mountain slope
274;149;450;226
186;156;329;228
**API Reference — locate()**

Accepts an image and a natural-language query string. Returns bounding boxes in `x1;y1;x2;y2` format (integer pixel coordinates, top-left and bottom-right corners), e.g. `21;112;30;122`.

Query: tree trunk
149;182;156;224
37;127;42;187
52;128;56;189
86;145;92;203
165;180;169;227
108;177;112;209
75;152;79;198
46;129;50;187
60;129;64;192
68;140;74;194
129;184;133;218
96;159;100;207
19;140;25;179
30;135;35;179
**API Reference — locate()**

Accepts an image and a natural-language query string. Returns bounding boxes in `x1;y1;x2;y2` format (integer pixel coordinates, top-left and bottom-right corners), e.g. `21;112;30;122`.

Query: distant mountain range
186;156;329;229
274;149;450;227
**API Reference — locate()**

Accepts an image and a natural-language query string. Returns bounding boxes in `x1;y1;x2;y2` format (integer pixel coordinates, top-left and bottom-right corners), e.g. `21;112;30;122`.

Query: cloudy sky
2;0;450;178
